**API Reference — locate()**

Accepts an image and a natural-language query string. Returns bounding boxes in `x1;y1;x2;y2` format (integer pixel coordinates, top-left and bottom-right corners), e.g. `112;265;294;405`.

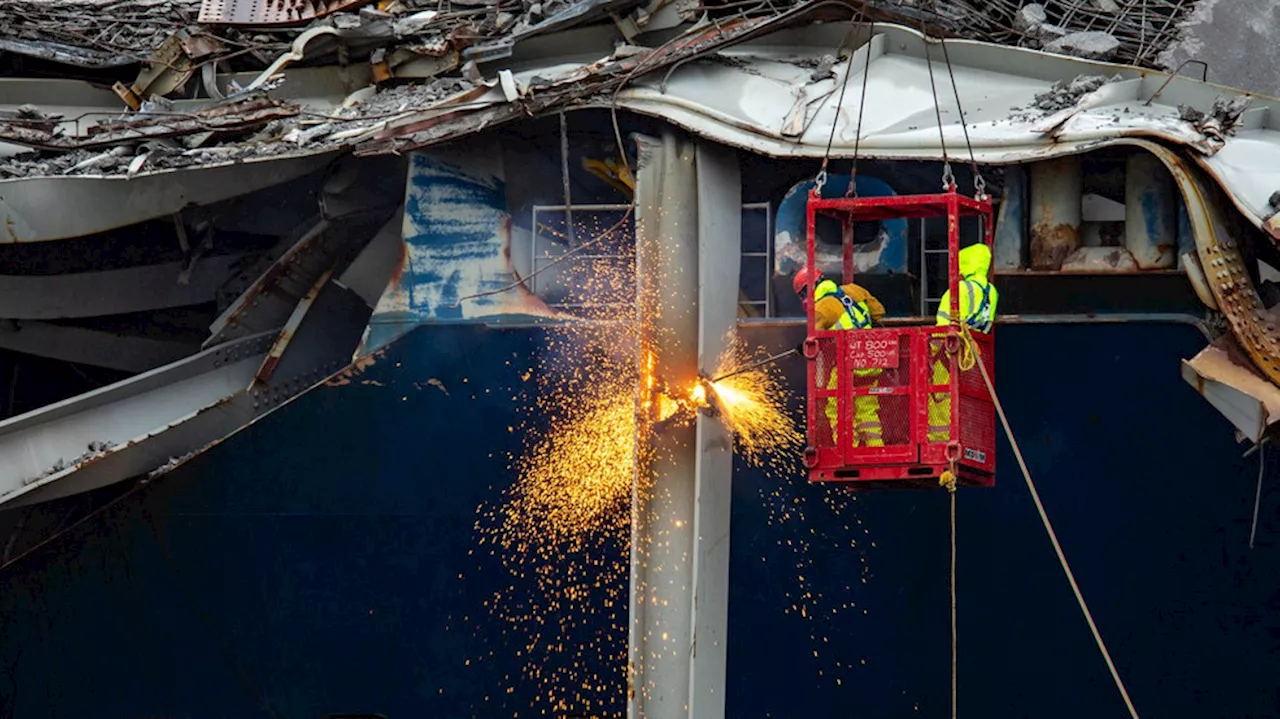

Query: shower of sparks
468;204;865;715
706;334;805;466
472;325;639;716
468;208;645;715
758;476;877;691
499;387;638;546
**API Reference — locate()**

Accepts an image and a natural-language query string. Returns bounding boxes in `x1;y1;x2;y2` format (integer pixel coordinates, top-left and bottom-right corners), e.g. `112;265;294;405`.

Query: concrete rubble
1006;73;1123;121
0;0;1209;181
1043;30;1121;61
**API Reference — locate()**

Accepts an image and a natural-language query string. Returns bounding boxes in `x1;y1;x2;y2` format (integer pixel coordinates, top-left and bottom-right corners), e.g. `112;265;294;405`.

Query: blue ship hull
1;322;1277;718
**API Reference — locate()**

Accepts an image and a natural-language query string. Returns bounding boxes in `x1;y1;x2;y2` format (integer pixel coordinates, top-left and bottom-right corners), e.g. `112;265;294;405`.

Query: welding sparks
499;387;637;546
470;204;815;714
470;213;650;713
474;328;638;715
705;334;804;466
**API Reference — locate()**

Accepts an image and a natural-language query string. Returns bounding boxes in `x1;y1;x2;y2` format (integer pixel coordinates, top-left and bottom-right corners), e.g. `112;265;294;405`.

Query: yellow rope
949;487;956;719
955;327;976;372
959;325;1141;719
939;467;958;719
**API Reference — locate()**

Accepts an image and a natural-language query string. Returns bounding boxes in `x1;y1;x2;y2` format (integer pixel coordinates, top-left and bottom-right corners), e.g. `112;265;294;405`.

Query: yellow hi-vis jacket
813;279;886;447
814;279;886;331
928;244;997;443
935;244;999;332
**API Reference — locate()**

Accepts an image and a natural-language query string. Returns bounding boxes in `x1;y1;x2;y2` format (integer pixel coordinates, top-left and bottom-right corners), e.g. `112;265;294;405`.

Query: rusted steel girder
198;0;378;27
355;0;952;157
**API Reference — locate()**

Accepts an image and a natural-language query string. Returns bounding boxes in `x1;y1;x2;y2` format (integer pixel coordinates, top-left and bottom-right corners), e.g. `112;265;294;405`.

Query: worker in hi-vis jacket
929;243;999;442
793;267;887;448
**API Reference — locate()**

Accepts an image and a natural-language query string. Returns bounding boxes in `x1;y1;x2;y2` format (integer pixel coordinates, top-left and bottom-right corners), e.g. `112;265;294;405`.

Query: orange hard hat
792;266;821;296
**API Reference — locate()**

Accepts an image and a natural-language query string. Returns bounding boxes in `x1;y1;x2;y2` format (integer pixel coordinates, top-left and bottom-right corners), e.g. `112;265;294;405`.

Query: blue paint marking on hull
774;173;910;277
1;323;1277;717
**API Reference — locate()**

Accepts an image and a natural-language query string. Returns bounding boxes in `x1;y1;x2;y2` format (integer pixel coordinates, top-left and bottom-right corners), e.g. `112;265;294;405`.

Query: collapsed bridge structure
0;0;1278;717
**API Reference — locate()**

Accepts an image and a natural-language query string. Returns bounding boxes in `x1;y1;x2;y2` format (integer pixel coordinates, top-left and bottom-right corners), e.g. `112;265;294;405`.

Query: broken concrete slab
1044;31;1122;61
1013;3;1047;32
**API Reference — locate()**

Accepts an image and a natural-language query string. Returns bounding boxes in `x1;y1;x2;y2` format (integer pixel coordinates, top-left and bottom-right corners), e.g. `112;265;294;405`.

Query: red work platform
801;187;997;490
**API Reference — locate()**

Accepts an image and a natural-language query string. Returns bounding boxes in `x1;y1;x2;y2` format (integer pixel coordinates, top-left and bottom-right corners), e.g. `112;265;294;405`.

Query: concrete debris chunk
806;53;838;82
1026;73;1123;113
1013;3;1047;33
1044;31;1122;61
338;77;474;118
1180;95;1252;139
1178;104;1207;125
1012;3;1066;46
1211;95;1252;127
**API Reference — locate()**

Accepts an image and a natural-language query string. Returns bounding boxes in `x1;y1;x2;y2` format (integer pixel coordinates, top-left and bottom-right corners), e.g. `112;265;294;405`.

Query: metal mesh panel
846;332;911;449
809;335;840;449
958;394;995;462
925;334;953;444
958;334;996;466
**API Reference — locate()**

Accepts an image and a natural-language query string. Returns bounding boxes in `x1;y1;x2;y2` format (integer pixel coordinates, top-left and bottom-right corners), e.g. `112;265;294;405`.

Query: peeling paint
367;145;555;349
325;348;387;386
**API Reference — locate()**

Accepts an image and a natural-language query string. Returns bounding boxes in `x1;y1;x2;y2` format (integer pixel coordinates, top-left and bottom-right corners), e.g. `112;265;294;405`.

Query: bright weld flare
689;381;708;406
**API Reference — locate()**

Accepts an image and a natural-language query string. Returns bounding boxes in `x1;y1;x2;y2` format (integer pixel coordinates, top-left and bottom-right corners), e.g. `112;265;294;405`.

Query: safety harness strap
833;286;872;329
963;278;993;333
937;279;993;332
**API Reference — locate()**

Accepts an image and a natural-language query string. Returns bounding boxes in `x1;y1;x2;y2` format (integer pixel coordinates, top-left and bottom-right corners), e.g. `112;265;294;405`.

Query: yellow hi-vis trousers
927;356;951;443
825;366;885;448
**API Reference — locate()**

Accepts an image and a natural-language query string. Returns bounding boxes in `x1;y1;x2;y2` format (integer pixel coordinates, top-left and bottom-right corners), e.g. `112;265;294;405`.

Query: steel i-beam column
1125;151;1178;269
1029;155;1082;270
629;129;739;719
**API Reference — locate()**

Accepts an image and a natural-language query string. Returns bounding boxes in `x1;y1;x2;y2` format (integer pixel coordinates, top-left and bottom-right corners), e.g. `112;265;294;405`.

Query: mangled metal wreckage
1;0;1280;515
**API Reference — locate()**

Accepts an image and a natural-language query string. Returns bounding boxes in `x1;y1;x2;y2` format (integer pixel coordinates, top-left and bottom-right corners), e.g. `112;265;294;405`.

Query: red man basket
802;186;997;490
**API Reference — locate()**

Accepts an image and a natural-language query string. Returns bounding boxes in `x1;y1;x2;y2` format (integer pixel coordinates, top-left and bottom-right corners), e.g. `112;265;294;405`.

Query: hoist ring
945;441;962;462
944;333;961;355
802;445;819;468
802;337;819;359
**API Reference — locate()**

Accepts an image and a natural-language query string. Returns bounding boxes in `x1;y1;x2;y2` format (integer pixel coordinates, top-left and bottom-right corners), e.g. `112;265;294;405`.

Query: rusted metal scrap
355;13;774;156
113;29;227;110
352;0;957;155
1179;96;1252;154
0;97;299;152
198;0;378;26
0;106;61;134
